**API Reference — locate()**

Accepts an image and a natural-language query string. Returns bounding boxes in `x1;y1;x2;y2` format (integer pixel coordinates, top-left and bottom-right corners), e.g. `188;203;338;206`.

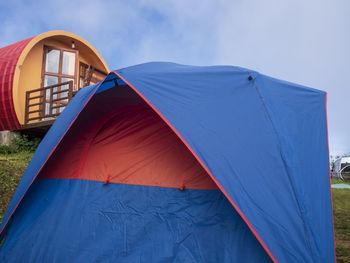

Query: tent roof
0;62;335;262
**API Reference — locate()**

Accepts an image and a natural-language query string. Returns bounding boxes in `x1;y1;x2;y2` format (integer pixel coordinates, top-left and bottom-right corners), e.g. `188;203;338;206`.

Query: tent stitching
252;75;317;262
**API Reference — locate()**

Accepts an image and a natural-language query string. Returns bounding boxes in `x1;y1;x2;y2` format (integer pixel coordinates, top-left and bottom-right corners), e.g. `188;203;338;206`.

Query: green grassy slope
0;152;33;222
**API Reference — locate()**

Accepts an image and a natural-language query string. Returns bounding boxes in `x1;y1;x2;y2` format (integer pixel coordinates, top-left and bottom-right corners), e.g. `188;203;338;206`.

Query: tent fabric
0;180;271;262
0;62;334;263
112;63;334;262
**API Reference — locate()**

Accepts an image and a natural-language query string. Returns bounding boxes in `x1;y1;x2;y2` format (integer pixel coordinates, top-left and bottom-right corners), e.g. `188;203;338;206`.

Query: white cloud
0;0;349;154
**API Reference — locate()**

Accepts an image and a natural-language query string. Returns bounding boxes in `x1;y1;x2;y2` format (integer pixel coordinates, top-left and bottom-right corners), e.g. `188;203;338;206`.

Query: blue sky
1;0;349;155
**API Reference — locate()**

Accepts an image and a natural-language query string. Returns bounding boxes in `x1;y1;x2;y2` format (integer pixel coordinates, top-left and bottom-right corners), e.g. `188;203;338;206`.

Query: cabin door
42;46;78;118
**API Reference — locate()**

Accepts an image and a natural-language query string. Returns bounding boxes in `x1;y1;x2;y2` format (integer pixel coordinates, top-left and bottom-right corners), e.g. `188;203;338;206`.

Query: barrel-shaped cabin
0;30;109;131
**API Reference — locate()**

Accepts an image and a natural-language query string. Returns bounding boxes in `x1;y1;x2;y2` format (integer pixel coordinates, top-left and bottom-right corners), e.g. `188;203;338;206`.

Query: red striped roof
0;37;34;131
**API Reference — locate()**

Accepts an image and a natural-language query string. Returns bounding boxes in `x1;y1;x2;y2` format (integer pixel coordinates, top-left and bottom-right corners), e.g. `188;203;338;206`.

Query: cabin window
43;46;77;87
62;51;76;75
45;49;60;73
42;46;78;116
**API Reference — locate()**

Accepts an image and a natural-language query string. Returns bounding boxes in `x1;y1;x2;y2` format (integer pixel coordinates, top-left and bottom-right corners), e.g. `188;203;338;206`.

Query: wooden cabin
0;30;109;132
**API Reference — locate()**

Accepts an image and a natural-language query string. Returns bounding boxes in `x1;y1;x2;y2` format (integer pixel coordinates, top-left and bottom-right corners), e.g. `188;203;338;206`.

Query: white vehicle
333;156;350;181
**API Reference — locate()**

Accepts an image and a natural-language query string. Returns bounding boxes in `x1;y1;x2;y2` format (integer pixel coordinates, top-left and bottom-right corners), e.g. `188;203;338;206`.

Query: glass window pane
45;102;51;115
44;75;58;96
45;48;60;73
59;78;74;114
44;75;58;87
62;51;76;75
44;76;58;105
61;77;74;98
43;75;59;118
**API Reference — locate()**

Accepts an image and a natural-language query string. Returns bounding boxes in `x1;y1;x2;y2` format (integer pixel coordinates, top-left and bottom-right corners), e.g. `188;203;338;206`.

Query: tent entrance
39;86;217;190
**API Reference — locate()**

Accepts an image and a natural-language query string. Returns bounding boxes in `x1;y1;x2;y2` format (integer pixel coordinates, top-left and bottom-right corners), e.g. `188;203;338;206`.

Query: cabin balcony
23;66;108;129
23;81;74;128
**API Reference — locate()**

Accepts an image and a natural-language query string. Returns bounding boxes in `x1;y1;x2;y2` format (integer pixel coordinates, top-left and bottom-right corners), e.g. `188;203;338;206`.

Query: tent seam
252;74;317;263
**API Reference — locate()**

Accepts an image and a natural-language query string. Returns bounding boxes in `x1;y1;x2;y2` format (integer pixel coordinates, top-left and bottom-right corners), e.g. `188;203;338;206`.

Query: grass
332;178;350;186
332;177;350;263
0;152;349;262
0;152;33;222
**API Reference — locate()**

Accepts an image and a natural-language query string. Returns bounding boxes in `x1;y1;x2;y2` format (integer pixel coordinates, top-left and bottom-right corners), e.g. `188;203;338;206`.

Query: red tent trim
325;93;337;263
111;70;278;263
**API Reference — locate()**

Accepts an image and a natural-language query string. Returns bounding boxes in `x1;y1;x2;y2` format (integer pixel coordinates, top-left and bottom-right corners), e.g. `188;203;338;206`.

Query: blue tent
0;62;335;262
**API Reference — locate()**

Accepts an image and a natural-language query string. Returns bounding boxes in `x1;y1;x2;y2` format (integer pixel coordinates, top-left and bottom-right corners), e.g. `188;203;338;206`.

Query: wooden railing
24;81;74;126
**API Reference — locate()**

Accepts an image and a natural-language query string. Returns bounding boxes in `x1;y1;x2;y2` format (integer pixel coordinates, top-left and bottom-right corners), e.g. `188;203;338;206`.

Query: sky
0;0;349;155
